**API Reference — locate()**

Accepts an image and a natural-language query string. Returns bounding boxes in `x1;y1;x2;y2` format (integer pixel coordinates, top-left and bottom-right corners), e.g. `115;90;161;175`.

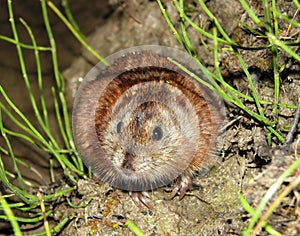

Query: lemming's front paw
129;191;153;209
167;174;193;200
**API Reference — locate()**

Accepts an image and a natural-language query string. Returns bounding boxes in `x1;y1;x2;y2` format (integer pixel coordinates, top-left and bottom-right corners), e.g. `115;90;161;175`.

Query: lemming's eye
151;126;163;141
117;121;122;134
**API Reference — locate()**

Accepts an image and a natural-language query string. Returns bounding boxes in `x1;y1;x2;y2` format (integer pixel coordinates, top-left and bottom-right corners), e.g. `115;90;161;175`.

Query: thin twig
284;98;300;145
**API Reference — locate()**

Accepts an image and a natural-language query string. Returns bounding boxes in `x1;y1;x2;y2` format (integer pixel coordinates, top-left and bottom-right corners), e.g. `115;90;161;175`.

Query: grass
0;0;86;234
158;0;300;143
0;0;299;235
156;0;300;235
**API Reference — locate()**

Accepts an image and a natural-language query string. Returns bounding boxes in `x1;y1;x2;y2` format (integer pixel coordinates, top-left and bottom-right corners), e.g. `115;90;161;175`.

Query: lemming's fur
72;48;225;196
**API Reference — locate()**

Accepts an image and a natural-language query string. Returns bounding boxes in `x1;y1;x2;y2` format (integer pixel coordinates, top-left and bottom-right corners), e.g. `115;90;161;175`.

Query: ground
0;0;299;235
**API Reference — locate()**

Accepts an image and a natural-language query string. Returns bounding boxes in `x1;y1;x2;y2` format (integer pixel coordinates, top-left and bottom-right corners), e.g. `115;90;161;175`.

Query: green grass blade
47;1;108;66
0;196;22;236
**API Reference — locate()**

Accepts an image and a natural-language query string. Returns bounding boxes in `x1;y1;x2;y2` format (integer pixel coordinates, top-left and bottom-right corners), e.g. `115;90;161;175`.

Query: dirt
1;0;300;235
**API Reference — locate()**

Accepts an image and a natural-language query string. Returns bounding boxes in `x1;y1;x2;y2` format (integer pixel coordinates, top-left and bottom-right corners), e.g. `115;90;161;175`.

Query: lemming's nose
122;152;135;171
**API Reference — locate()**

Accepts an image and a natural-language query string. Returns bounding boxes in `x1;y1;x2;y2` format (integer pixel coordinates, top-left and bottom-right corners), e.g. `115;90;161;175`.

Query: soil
0;0;300;235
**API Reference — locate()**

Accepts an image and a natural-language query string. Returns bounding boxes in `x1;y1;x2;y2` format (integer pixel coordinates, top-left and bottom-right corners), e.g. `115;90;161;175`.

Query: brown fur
72;48;225;193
